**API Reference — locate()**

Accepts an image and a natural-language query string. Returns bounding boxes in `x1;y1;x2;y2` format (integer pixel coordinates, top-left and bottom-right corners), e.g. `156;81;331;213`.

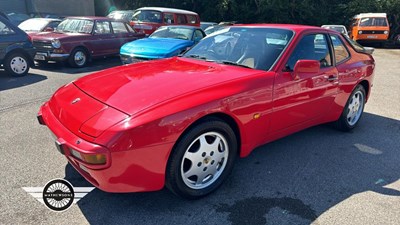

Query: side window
187;15;197;24
95;21;111;34
111;21;128;34
0;21;15;35
286;34;332;70
193;29;205;40
48;21;60;29
164;13;174;24
176;14;187;24
330;35;350;64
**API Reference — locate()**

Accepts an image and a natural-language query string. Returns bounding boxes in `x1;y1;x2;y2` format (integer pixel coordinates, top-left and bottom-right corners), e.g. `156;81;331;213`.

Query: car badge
71;98;81;104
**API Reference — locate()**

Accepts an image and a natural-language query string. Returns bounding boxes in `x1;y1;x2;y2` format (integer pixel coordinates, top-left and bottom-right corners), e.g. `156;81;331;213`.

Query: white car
321;25;349;37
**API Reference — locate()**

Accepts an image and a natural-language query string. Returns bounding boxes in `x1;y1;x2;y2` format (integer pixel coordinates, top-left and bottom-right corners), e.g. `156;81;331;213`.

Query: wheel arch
4;48;34;66
72;46;92;60
358;80;370;101
169;112;242;160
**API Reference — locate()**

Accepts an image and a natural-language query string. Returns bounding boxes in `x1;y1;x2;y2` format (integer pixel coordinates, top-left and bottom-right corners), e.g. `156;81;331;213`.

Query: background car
130;7;201;35
107;10;135;22
0;15;35;77
31;17;145;67
204;21;235;35
18;18;61;34
38;24;375;199
120;25;206;64
200;21;217;30
321;25;349;37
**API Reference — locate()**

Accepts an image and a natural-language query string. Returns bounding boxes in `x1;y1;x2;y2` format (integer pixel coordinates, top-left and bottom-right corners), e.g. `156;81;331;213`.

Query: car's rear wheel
335;84;366;131
166;118;237;199
68;48;88;68
4;53;30;77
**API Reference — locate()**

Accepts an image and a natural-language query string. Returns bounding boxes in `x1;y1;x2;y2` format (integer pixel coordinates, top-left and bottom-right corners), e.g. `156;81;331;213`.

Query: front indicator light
358;31;363;34
384;31;389;34
81;154;106;165
69;148;106;165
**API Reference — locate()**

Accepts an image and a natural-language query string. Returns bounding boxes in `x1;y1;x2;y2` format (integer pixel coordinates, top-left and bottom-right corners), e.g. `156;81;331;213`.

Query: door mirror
293;60;320;80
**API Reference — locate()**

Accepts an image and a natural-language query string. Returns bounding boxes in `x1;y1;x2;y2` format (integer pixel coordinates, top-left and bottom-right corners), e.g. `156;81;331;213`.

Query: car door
92;20;115;56
271;32;339;131
110;21;141;49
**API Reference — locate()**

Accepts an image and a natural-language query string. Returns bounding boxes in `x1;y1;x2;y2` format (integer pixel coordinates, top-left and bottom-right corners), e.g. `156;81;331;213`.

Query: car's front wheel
4;53;30;77
335;84;366;131
166;118;237;199
68;48;88;68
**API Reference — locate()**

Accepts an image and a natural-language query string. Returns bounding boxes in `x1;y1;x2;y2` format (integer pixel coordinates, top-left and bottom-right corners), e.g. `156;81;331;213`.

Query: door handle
326;75;338;82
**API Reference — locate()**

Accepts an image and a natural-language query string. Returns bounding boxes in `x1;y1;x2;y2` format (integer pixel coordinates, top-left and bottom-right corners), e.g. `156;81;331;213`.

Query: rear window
359;17;388;27
0;21;15;35
176;14;187;24
111;21;128;33
187;15;197;24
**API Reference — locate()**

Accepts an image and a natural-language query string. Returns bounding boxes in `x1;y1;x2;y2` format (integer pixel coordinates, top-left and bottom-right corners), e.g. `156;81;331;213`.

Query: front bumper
38;102;171;193
34;51;70;62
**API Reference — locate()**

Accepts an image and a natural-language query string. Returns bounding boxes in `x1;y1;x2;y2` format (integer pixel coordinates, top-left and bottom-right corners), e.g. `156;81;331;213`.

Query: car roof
135;7;198;15
23;18;62;22
65;16;123;22
109;10;135;13
354;13;387;18
322;25;346;28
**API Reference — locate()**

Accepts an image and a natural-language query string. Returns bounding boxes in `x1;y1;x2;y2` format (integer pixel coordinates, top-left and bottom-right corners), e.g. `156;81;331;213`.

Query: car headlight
51;39;61;48
384;30;389;35
358;31;363;34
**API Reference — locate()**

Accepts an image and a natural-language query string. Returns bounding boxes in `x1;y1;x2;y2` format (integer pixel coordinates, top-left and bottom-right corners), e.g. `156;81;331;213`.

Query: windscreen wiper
218;60;252;69
185;54;214;62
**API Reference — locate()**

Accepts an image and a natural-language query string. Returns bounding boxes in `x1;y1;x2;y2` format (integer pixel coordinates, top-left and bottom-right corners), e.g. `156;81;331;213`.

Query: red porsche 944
38;24;375;199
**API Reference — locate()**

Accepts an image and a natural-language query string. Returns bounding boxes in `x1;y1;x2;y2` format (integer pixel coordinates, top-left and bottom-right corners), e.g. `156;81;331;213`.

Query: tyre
166;118;237;199
68;48;88;68
335;85;366;131
4;52;30;77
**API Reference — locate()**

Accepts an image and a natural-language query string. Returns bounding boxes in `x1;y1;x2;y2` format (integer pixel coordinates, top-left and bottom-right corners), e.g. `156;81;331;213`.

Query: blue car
120;25;206;64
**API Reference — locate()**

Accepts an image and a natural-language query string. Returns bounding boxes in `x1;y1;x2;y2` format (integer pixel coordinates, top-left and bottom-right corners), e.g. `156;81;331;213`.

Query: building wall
0;0;27;13
0;0;95;16
28;0;95;16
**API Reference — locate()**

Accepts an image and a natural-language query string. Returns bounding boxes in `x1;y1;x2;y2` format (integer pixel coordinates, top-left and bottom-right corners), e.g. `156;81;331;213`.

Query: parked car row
1;7;206;76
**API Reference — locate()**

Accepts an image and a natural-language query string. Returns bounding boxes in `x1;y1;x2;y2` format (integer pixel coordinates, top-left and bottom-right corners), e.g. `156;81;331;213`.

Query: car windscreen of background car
150;27;193;40
183;27;293;71
359;17;388;26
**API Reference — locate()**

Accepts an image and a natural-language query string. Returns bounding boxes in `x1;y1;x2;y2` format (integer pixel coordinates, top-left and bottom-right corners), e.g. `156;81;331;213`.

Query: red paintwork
38;24;375;193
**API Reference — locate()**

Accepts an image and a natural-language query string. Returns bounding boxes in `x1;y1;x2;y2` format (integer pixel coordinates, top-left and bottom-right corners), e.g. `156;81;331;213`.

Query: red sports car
38;24;375;199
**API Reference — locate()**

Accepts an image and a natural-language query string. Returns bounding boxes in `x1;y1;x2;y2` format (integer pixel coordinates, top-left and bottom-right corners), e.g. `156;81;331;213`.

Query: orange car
349;13;389;46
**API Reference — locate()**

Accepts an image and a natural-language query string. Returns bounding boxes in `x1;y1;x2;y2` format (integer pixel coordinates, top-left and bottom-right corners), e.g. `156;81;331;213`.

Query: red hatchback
31;17;145;67
38;24;375;198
